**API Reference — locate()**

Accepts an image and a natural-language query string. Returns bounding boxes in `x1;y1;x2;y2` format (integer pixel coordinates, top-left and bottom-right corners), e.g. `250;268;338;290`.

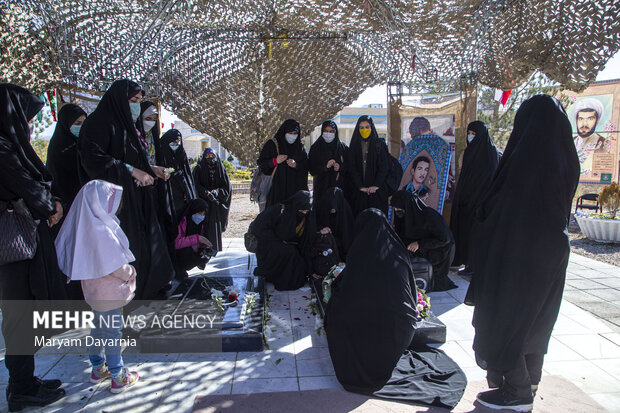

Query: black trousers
0;259;37;394
176;247;207;272
488;353;545;398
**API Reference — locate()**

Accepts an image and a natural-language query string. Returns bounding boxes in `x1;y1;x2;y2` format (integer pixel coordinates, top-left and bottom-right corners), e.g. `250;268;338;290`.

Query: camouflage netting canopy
1;0;619;163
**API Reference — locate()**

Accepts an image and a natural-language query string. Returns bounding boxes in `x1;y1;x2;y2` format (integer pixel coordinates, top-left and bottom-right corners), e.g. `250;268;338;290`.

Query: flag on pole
494;89;512;106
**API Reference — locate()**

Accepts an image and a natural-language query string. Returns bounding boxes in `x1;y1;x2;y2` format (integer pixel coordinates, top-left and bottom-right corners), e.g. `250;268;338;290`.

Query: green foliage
232;170;251;181
598;182;620;217
227;155;234;162
31;137;49;163
222;160;234;175
477;72;571;151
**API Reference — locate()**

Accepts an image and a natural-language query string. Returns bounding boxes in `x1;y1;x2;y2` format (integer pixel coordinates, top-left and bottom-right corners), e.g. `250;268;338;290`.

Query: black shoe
6;377;62;401
476;389;533;412
8;385;65;412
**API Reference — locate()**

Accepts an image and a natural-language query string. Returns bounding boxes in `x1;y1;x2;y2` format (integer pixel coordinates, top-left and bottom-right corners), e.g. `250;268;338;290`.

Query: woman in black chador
308;120;347;206
0;84;67;410
314;187;354;259
449;120;500;274
257;119;308;208
159;129;196;224
325;208;466;408
193;147;231;252
251;190;315;291
470;95;580;412
78;79;173;299
391;190;457;292
46;103;87;213
346;115;389;216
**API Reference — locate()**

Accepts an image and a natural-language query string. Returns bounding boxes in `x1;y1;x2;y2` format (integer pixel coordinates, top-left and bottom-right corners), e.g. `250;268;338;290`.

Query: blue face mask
192;214;205;225
129;102;141;121
169;143;180;151
70;125;81;138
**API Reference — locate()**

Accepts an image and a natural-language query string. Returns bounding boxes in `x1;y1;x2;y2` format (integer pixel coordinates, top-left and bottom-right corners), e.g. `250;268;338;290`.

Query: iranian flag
494;89;512;106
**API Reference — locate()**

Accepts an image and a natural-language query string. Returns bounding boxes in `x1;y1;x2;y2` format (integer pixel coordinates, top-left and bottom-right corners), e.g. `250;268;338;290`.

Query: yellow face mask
359;128;371;139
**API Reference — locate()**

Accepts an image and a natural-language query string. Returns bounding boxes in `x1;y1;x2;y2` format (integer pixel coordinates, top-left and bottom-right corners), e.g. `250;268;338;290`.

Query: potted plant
575;182;620;242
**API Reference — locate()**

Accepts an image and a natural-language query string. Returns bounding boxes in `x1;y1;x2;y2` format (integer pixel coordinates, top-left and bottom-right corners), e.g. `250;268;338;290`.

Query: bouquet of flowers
416;289;431;319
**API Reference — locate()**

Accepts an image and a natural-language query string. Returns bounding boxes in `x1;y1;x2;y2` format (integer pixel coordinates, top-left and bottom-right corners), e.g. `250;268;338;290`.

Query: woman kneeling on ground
251;190;315;290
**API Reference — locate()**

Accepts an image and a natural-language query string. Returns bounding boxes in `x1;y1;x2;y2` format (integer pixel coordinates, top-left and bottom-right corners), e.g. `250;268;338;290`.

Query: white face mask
323;132;336;143
143;120;156;132
285;133;298;144
467;134;475;143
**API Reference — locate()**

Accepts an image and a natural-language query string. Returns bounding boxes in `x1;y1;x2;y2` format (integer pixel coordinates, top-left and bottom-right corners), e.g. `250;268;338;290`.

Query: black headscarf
135;100;161;165
449;120;500;266
47;103;87;207
0;83;49;183
257;119;309;207
315;187;354;257
79;79;150;181
180;198;209;237
470;95;580;372
308;120;348;204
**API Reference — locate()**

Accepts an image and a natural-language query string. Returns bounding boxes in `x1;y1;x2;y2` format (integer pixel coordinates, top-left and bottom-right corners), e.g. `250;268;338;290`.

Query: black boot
8;382;65;412
6;377;62;401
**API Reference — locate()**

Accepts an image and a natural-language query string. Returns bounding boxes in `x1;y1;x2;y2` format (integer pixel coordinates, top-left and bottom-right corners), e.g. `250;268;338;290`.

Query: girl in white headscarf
55;180;139;393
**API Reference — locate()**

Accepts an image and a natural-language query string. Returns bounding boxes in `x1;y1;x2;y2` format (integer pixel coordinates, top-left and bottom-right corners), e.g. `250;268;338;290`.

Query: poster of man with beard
567;94;617;183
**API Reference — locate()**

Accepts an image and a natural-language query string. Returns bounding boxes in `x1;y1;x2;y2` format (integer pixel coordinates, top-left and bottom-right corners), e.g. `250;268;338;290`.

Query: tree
477;72;571;151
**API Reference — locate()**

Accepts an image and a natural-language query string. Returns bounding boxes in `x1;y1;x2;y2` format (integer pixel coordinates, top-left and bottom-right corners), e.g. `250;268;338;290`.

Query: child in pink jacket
55;180;139;393
174;199;214;275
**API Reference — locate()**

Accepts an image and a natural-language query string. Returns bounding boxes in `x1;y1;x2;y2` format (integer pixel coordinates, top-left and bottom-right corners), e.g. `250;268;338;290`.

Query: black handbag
0;199;38;265
244;220;258;253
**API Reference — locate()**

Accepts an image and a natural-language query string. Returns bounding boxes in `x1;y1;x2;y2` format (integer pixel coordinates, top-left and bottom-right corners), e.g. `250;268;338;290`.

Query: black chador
450;120;500;268
158;129;196;251
252;190;314;291
159;129;195;222
346;116;389;216
78;79;173;299
470;95;579;400
308;120;348;206
193;147;231;252
391;190;457;292
314;187;354;259
257;119;308;208
46;103;87;212
325;209;466;408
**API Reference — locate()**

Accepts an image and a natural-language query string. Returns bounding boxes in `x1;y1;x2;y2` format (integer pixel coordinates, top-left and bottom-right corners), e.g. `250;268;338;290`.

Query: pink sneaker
110;368;139;393
90;364;111;384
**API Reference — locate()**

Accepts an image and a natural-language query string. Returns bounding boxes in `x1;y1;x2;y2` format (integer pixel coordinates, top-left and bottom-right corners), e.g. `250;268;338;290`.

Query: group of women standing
258;115;393;217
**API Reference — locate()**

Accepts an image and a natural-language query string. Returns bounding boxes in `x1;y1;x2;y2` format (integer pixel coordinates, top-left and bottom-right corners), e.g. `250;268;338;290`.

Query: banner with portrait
566;94;618;183
399;115;455;213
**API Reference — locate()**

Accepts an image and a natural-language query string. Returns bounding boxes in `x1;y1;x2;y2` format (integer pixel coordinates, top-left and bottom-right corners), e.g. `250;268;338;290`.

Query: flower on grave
210;288;223;298
228;293;238;303
416;288;431;319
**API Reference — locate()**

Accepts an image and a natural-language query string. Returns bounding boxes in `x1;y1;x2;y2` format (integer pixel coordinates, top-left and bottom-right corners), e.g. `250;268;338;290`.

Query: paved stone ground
1;241;620;412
